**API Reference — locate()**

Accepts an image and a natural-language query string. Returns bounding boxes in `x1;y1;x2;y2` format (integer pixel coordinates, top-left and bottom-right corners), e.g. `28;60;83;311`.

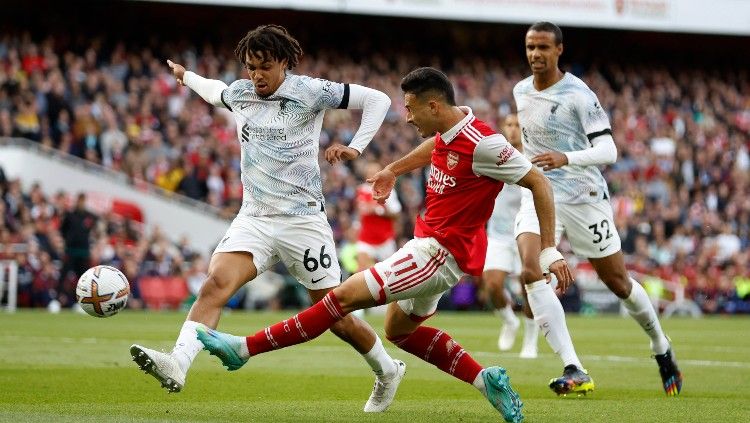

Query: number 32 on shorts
588;219;613;244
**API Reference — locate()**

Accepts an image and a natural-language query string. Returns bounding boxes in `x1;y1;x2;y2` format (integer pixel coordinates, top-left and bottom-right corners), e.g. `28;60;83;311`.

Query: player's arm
368;137;435;203
563;132;617;166
532;134;617;171
168;59;229;109
564;89;617;166
473;135;574;290
325;84;391;164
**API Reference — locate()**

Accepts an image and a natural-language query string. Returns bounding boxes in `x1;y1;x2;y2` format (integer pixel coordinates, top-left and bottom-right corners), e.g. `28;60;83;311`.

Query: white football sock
526;280;583;369
473;370;487;396
363;336;397;378
622;278;670;355
496;304;519;326
172;320;204;374
522;317;538;348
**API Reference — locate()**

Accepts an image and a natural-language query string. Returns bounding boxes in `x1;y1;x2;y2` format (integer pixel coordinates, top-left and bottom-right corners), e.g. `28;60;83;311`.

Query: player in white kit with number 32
513;22;682;396
129;25;406;412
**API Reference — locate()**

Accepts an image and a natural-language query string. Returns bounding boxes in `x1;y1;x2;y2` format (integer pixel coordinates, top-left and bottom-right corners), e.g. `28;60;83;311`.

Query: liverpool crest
447;151;459;170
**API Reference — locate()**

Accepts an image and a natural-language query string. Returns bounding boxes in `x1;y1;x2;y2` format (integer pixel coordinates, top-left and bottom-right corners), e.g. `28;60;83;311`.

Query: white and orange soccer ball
76;265;130;318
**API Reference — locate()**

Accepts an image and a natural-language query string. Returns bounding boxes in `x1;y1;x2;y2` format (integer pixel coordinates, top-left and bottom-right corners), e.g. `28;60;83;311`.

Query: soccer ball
76;265;130;318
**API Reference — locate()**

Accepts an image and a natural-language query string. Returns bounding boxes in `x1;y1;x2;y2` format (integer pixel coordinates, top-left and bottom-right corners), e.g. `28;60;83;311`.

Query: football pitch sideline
1;311;748;422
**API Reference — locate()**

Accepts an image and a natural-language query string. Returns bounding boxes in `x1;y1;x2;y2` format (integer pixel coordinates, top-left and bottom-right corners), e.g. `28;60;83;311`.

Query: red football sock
246;292;346;355
388;326;483;384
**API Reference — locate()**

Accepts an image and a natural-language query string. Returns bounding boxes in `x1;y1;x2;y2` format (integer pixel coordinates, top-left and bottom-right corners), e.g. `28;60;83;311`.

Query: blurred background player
353;161;401;316
482;113;538;358
195;66;576;423
513;22;682;396
355;162;402;270
129;25;406;412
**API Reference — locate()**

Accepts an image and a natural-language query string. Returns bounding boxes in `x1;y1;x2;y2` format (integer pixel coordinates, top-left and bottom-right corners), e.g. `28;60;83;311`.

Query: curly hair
234;24;303;70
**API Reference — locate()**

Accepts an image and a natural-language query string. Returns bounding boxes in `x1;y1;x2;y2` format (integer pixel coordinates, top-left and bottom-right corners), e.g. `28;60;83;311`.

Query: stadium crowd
1;29;749;313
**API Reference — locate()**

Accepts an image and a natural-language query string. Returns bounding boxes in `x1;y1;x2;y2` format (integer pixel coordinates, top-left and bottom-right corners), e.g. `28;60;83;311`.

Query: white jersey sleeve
472;134;532;184
298;76;347;111
575;88;612;141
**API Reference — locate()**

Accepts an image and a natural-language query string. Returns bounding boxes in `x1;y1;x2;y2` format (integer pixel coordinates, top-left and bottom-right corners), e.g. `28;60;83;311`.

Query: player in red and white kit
355;162;402;270
195;67;573;423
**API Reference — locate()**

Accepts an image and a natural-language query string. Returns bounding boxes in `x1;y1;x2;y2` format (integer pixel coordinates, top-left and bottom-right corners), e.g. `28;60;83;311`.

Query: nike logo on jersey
311;276;325;284
599;244;611;252
239;103;251;110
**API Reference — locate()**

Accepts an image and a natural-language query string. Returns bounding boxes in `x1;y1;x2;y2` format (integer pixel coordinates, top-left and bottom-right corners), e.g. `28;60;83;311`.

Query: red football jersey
414;109;532;275
356;184;399;245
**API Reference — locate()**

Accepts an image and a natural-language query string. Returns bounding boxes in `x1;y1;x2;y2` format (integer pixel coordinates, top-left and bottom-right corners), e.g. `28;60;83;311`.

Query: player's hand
167;59;186;86
367;168;396;204
547;259;574;293
532;151;568;171
325;144;360;164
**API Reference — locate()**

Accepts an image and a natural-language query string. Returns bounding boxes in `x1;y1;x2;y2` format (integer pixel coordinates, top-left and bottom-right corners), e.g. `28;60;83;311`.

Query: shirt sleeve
305;77;347;111
183;71;230;109
575;88;612;142
341;84;391;153
472;134;533;184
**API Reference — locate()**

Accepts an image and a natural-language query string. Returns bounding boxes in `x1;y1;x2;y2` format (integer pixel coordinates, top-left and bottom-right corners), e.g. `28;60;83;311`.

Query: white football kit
184;72;390;289
513;72;621;258
484;183;523;274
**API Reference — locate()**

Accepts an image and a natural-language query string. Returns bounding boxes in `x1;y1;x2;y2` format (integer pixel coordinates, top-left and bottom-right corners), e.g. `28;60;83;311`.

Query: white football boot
363;359;407;412
130;344;186;393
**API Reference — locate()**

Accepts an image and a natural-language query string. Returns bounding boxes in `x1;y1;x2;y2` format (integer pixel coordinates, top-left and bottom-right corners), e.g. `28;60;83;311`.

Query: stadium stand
1;4;748;313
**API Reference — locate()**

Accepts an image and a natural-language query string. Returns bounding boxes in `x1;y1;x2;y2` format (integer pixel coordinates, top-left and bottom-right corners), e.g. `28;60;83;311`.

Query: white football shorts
514;191;621;259
356;239;397;262
484;236;521;274
363;237;462;321
214;213;340;290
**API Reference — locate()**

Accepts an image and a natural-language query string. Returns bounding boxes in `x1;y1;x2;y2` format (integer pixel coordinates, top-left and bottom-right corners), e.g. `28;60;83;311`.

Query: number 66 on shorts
214;213;342;290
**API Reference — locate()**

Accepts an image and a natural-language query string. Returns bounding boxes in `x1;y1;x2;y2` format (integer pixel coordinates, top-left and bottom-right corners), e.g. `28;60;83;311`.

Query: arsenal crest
447;151;459;170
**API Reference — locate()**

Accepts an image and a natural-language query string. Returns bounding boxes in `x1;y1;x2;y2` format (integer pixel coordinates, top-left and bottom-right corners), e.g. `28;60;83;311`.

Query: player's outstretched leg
482;367;524;423
130;344;186;393
197;286;407;412
548;365;595;396
655;346;682;396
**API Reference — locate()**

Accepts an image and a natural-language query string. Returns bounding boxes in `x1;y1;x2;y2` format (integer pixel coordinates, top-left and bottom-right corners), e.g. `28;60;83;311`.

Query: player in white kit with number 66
129;25;406;412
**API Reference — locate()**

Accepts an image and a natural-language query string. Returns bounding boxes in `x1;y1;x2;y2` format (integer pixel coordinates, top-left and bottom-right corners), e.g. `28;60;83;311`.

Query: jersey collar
439;106;474;144
267;73;293;99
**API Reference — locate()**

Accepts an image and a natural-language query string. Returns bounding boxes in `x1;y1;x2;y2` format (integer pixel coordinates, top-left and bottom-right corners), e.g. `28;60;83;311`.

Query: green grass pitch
1;310;748;422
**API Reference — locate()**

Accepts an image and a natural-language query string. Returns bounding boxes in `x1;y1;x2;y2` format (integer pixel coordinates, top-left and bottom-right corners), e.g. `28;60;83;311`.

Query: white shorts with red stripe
363;237;462;321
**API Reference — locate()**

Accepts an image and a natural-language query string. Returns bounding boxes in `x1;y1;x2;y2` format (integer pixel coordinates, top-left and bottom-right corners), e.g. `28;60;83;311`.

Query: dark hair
528;21;563;45
400;67;456;106
234;24;303;70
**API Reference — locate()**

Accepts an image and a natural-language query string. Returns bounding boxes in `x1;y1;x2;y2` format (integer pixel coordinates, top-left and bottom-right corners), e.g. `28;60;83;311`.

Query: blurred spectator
59;193;97;302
